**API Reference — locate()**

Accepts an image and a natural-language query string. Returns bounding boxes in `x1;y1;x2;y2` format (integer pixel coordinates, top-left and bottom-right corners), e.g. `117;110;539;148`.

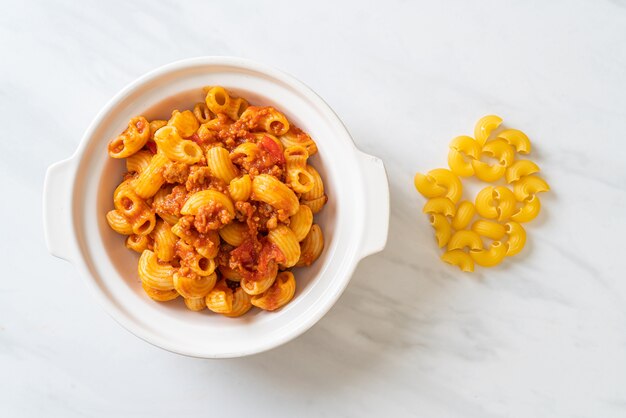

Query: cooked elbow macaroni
414;115;549;272
105;86;327;316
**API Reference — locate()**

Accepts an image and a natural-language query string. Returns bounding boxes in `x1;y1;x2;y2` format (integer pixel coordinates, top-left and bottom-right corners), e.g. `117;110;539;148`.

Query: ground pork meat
175;216;221;257
234;201;282;233
176;265;198;280
193;201;233;233
162;162;190;184
174;241;204;275
185;166;227;193
216;116;256;149
195;124;217;144
231;106;271;132
175;240;195;262
154;185;187;216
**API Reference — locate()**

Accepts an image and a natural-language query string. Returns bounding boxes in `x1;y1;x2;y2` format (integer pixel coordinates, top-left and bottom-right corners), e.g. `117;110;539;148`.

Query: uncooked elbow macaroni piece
475;186;498;219
505;159;540;183
414;115;547;271
423;197;456;218
513;175;550;201
154;126;203;164
252;174;300;217
441;250;474;272
108;116;150;158
475;186;516;222
448;136;481;177
448;230;483;251
511;195;541;223
414;172;446;198
471;135;516;183
474;114;502;146
471;219;506;240
504;221;526;256
451;201;475;230
268;225;301;268
105;86;326;315
414;169;462;203
428;168;463;203
450;135;481;158
492;186;516;222
251;271;296;311
470;241;507;267
498;129;531;154
206;146;238;183
430;214;452;248
471;159;506;182
482;139;515;167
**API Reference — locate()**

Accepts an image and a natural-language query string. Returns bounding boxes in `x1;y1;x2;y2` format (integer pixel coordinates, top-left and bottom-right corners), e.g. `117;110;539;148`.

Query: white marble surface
1;0;626;416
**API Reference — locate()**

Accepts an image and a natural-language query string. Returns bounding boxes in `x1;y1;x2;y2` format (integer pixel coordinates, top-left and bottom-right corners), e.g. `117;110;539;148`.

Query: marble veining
1;0;626;417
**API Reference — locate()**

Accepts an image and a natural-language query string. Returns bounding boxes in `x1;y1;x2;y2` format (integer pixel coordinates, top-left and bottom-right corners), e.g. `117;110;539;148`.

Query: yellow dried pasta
414;115;548;272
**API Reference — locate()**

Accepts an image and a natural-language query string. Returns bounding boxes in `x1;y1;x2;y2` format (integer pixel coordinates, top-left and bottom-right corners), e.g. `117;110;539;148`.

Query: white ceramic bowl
43;57;389;358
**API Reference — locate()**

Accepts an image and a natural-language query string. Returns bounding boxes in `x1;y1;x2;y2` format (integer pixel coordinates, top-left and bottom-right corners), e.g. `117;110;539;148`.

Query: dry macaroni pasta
105;86;327;316
414;115;549;271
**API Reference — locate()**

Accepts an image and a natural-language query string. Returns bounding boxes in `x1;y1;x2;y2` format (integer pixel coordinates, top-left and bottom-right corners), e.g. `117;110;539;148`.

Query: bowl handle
356;150;390;258
43;157;76;262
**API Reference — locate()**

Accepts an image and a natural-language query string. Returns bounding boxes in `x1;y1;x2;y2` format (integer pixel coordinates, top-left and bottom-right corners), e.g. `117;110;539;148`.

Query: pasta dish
105;86;326;316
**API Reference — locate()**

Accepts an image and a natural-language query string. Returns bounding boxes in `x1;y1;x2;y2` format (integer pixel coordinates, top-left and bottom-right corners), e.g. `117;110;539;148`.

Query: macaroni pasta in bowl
44;56;389;357
106;86;327;317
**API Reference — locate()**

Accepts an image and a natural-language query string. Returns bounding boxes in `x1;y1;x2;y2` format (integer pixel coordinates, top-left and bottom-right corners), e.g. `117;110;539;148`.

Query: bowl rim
45;56;389;358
